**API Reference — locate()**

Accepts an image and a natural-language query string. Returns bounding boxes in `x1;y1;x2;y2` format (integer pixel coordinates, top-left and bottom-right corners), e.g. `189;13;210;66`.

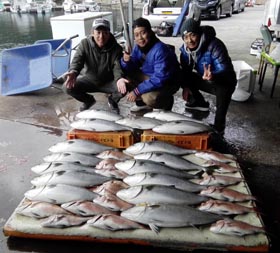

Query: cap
180;18;201;37
92;18;110;31
133;17;152;31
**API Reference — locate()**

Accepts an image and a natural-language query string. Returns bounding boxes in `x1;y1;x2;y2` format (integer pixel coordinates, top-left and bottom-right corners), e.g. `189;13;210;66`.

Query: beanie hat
180;18;201;37
133;17;152;31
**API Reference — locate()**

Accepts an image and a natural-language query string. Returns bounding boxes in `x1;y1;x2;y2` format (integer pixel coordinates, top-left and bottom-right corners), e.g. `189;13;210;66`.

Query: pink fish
202;160;240;173
90;180;128;195
198;173;243;186
195;151;236;163
96;150;132;161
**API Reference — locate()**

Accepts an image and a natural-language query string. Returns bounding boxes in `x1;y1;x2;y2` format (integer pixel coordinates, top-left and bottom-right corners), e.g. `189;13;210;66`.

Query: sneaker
185;100;209;112
79;98;96;112
130;104;151;112
108;96;120;114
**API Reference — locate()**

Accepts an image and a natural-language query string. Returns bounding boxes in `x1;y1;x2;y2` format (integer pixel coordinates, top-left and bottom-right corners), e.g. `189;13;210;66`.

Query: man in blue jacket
117;17;181;112
179;18;237;135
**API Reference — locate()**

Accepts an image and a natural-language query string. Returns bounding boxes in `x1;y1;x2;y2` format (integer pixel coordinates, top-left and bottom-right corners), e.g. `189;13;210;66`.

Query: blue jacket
121;40;181;95
179;26;236;86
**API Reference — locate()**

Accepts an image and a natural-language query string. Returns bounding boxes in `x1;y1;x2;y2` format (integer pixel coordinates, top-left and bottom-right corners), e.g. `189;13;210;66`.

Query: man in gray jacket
63;18;124;112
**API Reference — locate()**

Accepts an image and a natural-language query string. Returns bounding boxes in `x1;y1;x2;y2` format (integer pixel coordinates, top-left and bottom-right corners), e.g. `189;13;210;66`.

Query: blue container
0;43;52;96
35;38;72;79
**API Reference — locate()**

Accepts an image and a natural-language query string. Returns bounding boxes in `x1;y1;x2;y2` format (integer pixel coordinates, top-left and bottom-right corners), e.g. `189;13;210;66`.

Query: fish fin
149;223;160;233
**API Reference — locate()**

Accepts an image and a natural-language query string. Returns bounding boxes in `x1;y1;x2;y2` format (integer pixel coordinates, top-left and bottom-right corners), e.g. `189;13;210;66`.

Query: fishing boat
63;0;100;13
10;0;54;14
0;0;11;11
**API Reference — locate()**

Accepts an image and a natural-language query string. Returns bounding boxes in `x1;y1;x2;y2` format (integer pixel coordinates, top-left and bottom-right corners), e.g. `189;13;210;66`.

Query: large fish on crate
31;170;110;187
115;159;198;179
43;152;101;166
76;109;123;121
70;118;132;132
116;185;208;205
144;110;204;123
49;139;113;155
124;140;196;156
152;120;212;135
121;204;220;233
115;116;163;130
25;184;98;204
123;172;206;193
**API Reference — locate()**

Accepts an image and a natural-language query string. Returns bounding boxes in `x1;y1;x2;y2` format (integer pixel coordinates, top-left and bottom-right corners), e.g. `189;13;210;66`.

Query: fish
76;109;123;121
43;152;101;166
16;200;70;219
90;180;128;195
24;184;98;204
115;116;163;130
210;219;266;236
116;185;208;205
61;201;115;216
124;141;196;156
115;159;197;179
48;139;113;154
40;214;90;228
144;110;204;123
198;199;255;215
31;170;109;187
123;173;206;192
93;192;134;211
95;158;119;170
195;151;236;163
202;160;241;174
87;214;146;231
134;152;204;171
152;120;211;135
96;150;132;161
121;204;220;233
94;167;128;179
31;162;96;175
200;186;256;202
70;118;131;132
197;173;243;186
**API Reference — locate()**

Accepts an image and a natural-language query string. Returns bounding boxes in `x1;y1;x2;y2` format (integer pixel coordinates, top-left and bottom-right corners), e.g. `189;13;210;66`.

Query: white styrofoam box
231;60;257;102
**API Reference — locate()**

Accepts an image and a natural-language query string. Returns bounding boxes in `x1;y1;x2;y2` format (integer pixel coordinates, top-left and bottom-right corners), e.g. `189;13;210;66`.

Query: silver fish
134;152;204;171
93;192;133;212
195;150;236;163
200;186;256;202
121;204;220;233
31;162;96;175
198;199;255;215
87;214;146;231
61;201;115;216
96;150;132;161
41;214;90;228
152;120;211;135
43;152;101;166
31;170;109;187
116;185;207;205
25;184;98;204
91;180;128;195
124;141;196;156
116;116;163;130
16;200;70;219
144;110;204;123
115;159;197;179
210;219;265;236
49;139;113;154
123;173;205;192
70;118;131;132
76;109;123;121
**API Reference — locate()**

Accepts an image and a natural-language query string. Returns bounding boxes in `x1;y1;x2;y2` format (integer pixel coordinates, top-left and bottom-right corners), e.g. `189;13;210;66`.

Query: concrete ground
0;4;280;253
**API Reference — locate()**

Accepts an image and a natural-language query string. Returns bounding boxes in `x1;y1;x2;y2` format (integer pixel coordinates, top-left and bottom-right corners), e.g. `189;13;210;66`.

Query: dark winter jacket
179;25;237;86
69;34;124;85
121;39;181;95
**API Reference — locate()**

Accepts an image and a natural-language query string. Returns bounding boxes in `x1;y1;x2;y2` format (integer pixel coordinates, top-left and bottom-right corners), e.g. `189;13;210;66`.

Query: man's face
183;32;200;50
93;28;110;48
134;27;151;48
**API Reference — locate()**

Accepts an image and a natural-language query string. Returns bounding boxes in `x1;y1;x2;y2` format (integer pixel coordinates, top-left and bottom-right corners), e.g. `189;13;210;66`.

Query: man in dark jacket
63;18;124;112
117;17;181;112
180;18;237;135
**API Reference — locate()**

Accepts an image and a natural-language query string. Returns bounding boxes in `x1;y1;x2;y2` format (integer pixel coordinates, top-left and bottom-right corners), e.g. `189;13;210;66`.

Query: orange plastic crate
67;129;134;149
141;130;211;150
